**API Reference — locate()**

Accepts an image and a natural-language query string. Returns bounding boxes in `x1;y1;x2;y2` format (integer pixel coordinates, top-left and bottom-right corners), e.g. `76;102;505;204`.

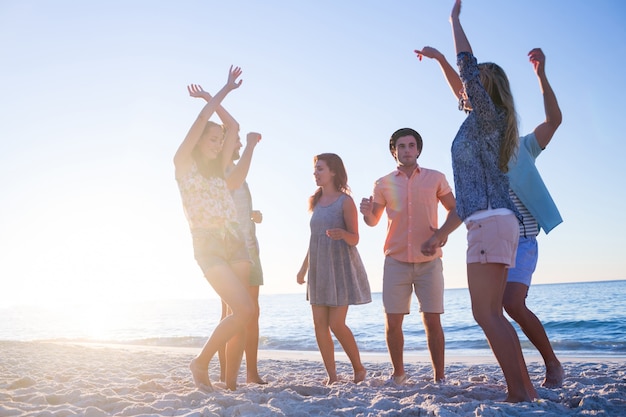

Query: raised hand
359;196;374;216
528;48;546;75
226;65;243;91
187;84;211;100
246;132;262;147
450;0;462;21
414;46;443;61
251;210;263;224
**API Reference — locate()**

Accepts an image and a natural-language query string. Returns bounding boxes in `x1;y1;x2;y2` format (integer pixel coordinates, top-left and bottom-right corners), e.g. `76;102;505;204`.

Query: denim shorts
382;256;444;314
466;213;519;267
507;236;538;286
191;228;250;276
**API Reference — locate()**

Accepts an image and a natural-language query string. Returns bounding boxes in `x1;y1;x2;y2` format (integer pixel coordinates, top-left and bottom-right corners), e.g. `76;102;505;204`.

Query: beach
1;341;624;416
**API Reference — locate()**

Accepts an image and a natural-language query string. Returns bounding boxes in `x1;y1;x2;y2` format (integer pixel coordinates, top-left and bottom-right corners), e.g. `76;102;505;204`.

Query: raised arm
226;132;262;190
450;0;472;56
173;66;242;178
187;82;242;171
415;46;463;100
529;48;562;149
187;83;240;134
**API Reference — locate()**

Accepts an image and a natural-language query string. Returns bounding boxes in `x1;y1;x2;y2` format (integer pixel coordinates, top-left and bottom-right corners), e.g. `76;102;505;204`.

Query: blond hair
479;63;518;173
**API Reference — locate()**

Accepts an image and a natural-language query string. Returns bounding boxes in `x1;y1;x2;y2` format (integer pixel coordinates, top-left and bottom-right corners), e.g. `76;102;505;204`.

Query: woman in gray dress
297;153;371;385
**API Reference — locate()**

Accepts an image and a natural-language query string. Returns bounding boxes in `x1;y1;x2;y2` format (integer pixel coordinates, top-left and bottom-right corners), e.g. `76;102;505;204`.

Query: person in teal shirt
503;48;564;388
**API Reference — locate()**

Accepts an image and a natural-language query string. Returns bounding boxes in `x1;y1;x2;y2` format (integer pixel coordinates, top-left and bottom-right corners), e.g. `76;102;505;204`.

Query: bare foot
504;391;533;403
247;375;268;385
325;376;339;386
385;374;407;386
542;362;564;388
504;388;538;403
354;367;367;383
189;358;213;392
504;395;532;403
226;379;238;391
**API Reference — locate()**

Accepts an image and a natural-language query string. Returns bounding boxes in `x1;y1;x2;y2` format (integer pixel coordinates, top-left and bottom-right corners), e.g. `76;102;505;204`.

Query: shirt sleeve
372;177;386;205
522;132;543;159
436;172;453;198
457;52;498;122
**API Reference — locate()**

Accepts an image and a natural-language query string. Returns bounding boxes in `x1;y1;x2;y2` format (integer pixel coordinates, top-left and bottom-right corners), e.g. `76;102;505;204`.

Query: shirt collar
394;163;421;177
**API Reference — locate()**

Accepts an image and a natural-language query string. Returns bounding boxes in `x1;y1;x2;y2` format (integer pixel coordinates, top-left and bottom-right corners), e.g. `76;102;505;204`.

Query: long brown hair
192;121;225;178
478;62;519;173
308;153;351;212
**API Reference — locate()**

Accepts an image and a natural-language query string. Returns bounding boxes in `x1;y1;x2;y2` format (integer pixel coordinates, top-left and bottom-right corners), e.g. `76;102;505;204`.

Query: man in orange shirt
360;128;461;384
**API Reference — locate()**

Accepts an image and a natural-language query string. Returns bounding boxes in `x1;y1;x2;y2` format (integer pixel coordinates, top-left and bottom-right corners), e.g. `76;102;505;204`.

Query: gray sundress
307;194;371;306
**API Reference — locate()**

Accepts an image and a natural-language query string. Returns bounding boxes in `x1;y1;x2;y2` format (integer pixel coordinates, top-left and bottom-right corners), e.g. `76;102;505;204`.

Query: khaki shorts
466;213;519;267
247;245;264;286
382;256;444;314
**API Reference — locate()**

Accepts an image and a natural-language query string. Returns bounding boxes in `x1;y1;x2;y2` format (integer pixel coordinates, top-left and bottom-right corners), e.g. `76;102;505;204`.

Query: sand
0;341;624;416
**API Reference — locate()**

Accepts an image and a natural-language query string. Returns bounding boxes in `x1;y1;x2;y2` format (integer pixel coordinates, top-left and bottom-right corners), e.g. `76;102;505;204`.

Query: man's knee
422;313;443;334
385;314;404;333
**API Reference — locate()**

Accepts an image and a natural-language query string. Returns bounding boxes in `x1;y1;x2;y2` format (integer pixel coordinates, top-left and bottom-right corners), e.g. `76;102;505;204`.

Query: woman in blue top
423;0;538;402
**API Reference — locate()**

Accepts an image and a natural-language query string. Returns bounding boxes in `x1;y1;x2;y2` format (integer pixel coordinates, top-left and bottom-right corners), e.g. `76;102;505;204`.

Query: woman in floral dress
174;66;252;392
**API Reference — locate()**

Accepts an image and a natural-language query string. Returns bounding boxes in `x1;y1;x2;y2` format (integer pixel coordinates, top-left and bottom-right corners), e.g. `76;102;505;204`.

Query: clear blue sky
1;1;625;307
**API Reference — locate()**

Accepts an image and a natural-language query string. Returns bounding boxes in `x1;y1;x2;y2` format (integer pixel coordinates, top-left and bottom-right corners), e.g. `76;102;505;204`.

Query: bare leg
422;312;445;382
224;332;245;390
223;261;251;391
245;284;266;384
385;313;406;380
312;305;338;384
191;264;254;392
467;263;538;402
504;282;563;388
218;300;228;382
328;306;366;383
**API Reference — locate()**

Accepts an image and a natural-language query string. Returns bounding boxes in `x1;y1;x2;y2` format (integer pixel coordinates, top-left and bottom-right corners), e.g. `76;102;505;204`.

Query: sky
1;0;625;308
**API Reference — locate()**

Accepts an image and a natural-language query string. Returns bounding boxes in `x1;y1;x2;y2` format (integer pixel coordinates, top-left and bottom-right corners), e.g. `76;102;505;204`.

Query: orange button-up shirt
372;165;452;263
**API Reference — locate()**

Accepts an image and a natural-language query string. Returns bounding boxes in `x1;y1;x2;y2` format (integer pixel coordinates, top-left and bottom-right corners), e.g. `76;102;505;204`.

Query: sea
2;280;625;358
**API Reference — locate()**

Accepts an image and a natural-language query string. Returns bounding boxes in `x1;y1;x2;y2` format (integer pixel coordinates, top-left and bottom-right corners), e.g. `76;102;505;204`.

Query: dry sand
0;341;624;416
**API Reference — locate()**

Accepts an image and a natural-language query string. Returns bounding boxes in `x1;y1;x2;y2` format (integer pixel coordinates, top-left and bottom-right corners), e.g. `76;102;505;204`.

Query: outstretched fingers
228;65;243;89
187;84;205;97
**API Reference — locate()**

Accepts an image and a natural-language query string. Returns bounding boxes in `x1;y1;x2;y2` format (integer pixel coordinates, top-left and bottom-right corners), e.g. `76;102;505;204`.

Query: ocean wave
3;281;625;357
32;335;626;357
